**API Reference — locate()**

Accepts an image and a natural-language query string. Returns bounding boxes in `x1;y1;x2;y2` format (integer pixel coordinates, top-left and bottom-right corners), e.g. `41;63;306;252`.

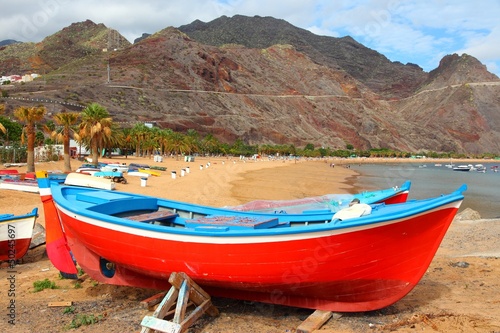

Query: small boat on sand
36;171;465;312
138;168;161;176
0;208;38;262
64;172;116;190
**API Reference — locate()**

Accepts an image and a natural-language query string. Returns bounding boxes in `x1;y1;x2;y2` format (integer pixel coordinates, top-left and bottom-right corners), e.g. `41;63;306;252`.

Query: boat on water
228;181;410;213
453;165;472;172
36;171;465;312
475;164;487;173
0;208;38;262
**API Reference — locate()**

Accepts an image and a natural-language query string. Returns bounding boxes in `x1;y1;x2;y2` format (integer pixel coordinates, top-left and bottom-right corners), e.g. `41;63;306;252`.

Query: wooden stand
140;272;219;333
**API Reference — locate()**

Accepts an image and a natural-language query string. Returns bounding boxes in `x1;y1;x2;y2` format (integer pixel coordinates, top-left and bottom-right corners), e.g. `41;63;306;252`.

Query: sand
1;156;499;332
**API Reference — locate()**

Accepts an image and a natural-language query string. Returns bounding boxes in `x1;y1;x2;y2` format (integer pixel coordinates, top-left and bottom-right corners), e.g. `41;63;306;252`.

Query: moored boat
452;165;471;172
0;208;38;262
36;171;465;312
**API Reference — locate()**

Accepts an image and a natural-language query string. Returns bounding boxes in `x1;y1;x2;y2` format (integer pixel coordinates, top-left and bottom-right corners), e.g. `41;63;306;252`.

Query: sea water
350;162;500;219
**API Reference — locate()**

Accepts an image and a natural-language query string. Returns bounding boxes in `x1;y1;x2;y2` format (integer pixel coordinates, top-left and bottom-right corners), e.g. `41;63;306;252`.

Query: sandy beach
1;156;499;332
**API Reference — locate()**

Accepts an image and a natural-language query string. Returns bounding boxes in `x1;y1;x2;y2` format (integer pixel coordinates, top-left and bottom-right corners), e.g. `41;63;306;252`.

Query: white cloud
0;0;498;76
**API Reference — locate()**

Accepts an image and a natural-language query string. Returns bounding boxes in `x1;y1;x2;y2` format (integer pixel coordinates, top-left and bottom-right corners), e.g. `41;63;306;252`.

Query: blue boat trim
50;182;466;237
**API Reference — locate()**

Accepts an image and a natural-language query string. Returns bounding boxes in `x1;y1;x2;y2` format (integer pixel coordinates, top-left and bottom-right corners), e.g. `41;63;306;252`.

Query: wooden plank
185;215;278;229
141;292;167;308
155;286;180;321
141;316;181;333
128;211;178;223
179;299;213;331
173;279;190;324
296;310;336;333
48;301;72;307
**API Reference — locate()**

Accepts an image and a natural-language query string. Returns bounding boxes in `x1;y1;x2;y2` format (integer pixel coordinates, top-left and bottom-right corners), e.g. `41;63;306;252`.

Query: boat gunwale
50;184;466;238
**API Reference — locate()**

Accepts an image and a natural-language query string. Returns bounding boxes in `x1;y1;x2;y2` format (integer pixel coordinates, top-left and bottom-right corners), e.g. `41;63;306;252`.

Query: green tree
52;111;80;172
202;133;220;155
184;129;200;155
130;123;150;157
0;104;6;135
14;105;47;172
165;131;188;159
78;103;112;167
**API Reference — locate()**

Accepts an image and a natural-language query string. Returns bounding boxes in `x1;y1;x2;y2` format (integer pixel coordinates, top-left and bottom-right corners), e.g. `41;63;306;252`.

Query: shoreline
1;155;497;218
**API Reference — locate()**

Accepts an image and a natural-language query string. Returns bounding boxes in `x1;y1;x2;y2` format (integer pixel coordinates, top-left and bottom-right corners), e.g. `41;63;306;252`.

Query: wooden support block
140;272;219;333
169;272;219;317
48;301;72;307
296;310;336;333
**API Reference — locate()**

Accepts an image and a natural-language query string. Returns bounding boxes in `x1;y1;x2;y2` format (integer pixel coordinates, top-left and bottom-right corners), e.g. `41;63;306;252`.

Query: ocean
349;162;500;219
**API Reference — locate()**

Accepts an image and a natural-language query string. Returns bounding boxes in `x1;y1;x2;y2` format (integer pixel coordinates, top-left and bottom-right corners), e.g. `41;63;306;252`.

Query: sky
1;0;499;76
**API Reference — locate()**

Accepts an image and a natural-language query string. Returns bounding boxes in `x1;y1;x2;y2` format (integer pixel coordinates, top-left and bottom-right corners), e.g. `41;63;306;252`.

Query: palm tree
156;128;173;156
184;129;200;156
102;123;124;158
13;105;47;172
165;131;189;159
0;104;6;135
52;111;80;172
78;103;112;167
202;133;221;155
130;123;150;157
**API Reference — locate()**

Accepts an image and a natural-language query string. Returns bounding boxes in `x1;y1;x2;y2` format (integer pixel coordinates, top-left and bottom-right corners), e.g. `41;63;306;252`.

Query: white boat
127;171;151;178
0;179;39;193
101;164;129;173
452;165;471;172
1;208;38;261
64;172;116;190
475;164;487;173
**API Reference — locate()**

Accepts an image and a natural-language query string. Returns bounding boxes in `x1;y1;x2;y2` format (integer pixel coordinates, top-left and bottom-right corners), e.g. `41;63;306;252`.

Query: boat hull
0;209;38;261
56;200;459;312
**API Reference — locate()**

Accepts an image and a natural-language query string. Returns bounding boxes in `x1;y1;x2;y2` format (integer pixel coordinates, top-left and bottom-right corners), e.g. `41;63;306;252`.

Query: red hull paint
0;238;32;261
59;205;457;312
39;192;78;275
378;191;408;205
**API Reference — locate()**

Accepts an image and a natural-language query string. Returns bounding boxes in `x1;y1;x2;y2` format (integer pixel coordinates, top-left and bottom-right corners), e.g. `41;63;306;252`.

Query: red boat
36;171;465;312
0;208;38;262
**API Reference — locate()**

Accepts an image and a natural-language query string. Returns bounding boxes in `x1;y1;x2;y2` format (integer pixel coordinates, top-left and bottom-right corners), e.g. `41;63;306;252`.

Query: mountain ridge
1;16;499;154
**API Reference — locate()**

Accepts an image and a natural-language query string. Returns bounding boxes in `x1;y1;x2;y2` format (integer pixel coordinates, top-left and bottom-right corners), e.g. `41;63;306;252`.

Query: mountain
134;33;151;44
0;16;499;154
178;15;428;98
0;39;20;47
0;20;131;75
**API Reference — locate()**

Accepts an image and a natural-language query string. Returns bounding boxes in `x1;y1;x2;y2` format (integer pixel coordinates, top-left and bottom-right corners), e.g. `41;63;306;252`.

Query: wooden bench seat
185;215;279;229
127;210;178;223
